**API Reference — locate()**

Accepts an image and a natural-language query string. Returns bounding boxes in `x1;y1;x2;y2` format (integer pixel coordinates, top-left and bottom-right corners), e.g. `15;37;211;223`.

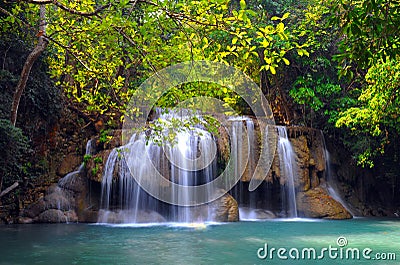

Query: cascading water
229;122;299;219
230;118;245;205
98;110;217;223
58;139;95;189
277;126;298;218
320;132;355;216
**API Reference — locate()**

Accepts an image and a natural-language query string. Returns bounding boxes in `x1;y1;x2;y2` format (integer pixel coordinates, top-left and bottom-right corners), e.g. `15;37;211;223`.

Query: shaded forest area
0;0;399;222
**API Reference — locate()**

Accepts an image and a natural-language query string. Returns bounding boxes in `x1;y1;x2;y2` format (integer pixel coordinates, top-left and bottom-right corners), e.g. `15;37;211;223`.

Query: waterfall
58;139;95;189
320;132;355;216
229;117;258;208
277;126;298;218
98;110;217;223
232;124;299;219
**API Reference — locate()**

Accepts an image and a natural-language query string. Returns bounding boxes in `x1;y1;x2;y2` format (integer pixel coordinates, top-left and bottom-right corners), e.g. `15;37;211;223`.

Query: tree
9;5;47;126
0;119;29;192
328;0;400;166
1;0;307;126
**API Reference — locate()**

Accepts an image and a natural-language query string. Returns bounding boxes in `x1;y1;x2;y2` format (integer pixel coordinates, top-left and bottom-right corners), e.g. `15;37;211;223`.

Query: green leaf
276;22;285;33
282;12;290;20
269;65;276;75
240;0;246;10
282;58;290;65
232;37;238;44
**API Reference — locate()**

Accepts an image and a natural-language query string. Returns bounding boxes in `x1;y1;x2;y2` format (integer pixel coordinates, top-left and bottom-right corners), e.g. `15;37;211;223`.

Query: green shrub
0;119;30;190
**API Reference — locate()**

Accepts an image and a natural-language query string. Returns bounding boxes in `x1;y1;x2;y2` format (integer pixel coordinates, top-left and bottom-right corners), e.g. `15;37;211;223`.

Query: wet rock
43;190;72;211
58;172;86;193
79;210;99;223
22;199;46;218
65;210;78;222
297;187;352;219
239;207;276;220
97;210;166;223
18;217;33;224
290;135;311;191
36;209;68;223
210;191;239;222
86;150;111;182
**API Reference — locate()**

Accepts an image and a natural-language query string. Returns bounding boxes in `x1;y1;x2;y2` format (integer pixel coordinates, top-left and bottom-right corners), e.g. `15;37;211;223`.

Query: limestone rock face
57;153;81;176
86;150;111;182
290;135;311;191
297;187;352;219
210;192;239;222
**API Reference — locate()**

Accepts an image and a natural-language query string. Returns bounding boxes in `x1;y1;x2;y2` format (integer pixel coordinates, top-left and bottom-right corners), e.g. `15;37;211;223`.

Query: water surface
1;218;399;264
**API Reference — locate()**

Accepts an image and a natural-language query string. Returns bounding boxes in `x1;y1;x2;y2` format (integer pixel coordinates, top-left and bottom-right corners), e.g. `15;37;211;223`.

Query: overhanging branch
22;0;112;17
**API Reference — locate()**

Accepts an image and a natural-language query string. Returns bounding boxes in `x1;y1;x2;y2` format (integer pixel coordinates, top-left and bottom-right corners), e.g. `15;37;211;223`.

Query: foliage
83;154;92;166
91;156;103;175
324;0;400;166
329;0;400;77
2;0;400;169
1;0;310;121
0;119;30;188
0;30;62;129
289;75;341;126
99;129;113;144
147;110;221;146
335;59;400;166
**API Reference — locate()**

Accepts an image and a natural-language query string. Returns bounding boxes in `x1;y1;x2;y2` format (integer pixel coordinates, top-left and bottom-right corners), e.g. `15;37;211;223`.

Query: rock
290;135;311;191
86;150;111;182
103;130;122;150
43;190;73;211
36;209;68;223
65;210;78;222
18;217;33;224
22;199;46;218
57;153;82;176
58;172;86;193
210;191;239;222
297;187;352;219
78;210;99;223
217;126;230;167
239;207;276;220
97;210;166;223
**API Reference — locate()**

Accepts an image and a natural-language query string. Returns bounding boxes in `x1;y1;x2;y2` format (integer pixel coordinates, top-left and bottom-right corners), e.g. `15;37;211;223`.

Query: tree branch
137;0;219;27
0;182;19;198
22;0;113;17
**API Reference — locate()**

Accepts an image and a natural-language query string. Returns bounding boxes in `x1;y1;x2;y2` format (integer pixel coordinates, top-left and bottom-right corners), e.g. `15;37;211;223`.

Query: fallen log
0;182;19;198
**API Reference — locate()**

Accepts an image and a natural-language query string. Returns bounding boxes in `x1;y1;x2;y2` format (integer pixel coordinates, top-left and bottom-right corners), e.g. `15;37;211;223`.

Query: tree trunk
10;5;48;126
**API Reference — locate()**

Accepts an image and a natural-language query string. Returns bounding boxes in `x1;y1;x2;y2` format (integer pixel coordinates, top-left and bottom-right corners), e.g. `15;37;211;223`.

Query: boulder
97;210;166;223
210;191;239;222
297;187;352;219
239;207;276;220
43;190;72;211
36;209;68;223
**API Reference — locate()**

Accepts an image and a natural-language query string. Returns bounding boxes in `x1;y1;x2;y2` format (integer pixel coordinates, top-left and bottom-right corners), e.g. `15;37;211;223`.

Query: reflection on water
0;219;399;265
